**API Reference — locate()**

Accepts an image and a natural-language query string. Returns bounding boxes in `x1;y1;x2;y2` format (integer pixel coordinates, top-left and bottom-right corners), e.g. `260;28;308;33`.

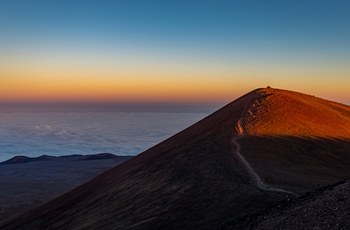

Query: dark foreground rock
220;179;350;230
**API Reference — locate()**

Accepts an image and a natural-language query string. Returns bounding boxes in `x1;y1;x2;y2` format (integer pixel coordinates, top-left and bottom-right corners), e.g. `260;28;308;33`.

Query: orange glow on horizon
1;58;350;104
1;72;241;103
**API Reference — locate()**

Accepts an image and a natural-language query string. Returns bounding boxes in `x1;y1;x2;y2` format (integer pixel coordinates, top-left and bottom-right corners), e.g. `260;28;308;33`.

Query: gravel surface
220;180;350;230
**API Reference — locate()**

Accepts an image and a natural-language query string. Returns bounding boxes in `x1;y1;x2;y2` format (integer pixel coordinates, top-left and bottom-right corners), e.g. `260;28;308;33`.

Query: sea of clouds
0;106;216;162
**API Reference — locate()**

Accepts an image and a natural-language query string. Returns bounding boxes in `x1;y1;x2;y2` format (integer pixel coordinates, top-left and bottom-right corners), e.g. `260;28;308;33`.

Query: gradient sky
1;0;350;104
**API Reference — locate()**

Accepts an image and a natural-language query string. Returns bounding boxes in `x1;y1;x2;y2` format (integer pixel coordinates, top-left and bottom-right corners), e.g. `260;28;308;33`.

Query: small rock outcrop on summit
1;88;350;230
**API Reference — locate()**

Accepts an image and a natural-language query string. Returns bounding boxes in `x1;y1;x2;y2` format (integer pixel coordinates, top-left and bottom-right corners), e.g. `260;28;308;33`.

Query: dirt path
232;109;298;197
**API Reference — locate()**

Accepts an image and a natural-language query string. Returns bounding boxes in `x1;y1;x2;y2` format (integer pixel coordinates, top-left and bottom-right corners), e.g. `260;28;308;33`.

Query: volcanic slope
2;88;350;230
220;179;350;230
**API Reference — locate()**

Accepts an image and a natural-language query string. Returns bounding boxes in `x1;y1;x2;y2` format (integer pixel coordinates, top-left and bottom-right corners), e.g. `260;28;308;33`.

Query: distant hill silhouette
1;87;350;229
1;153;119;164
0;155;57;164
80;153;119;161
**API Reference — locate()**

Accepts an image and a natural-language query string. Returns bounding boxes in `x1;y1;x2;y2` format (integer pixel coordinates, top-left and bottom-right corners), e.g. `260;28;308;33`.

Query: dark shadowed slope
1;88;350;230
254;179;350;230
220;179;350;230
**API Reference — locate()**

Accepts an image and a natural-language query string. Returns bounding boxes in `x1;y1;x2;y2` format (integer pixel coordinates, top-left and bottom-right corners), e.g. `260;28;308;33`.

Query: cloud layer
0;110;210;162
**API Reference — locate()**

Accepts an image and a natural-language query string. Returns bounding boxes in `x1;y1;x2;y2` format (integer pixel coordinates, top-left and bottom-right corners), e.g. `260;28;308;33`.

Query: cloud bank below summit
0;109;211;162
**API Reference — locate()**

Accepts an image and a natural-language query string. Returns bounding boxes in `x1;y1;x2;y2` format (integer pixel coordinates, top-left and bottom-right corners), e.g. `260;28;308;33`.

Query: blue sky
1;0;350;103
2;1;349;51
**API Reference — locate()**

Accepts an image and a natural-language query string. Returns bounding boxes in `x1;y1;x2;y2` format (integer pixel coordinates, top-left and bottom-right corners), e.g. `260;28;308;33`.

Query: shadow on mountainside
219;179;350;230
238;135;350;193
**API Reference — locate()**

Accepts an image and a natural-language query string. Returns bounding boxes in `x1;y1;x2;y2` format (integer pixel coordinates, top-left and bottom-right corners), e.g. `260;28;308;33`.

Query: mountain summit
1;87;350;229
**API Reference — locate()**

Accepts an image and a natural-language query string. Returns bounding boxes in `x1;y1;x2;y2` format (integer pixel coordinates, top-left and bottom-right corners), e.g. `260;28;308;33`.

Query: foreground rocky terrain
220;179;350;230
